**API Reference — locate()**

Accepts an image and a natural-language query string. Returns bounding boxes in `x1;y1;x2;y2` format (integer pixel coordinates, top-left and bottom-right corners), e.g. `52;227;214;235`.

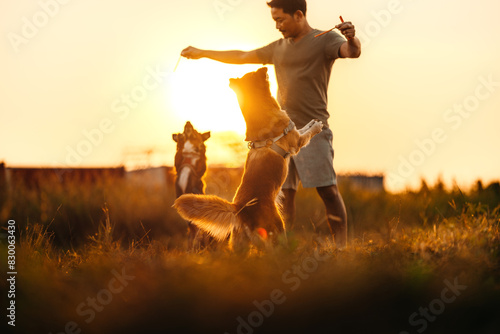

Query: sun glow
168;58;277;134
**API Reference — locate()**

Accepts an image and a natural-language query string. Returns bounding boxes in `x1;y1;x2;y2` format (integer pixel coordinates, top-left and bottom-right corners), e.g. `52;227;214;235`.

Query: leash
247;120;295;158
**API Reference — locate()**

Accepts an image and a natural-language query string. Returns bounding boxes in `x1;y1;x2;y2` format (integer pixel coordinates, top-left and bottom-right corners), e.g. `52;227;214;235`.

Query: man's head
267;0;308;39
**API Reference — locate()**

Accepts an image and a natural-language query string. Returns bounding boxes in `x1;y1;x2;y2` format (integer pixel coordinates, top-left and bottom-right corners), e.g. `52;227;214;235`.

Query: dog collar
247;120;295;158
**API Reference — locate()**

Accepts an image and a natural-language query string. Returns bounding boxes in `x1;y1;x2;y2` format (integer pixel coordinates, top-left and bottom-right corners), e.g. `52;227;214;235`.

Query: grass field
1;175;499;334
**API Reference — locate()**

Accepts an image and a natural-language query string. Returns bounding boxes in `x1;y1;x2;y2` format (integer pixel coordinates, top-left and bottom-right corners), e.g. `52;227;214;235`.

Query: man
181;0;361;248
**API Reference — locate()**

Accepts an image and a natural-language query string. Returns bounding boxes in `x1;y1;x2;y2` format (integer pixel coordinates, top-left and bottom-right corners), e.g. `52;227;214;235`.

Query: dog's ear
229;78;238;89
256;67;268;79
173;133;184;142
201;131;211;142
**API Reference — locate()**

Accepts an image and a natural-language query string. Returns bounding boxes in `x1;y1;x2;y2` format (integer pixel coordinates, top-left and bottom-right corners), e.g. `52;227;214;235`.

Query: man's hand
181;46;204;59
335;21;356;41
336;20;361;58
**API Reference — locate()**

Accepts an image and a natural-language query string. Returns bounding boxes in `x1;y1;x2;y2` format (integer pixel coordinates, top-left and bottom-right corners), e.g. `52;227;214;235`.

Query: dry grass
1;178;499;333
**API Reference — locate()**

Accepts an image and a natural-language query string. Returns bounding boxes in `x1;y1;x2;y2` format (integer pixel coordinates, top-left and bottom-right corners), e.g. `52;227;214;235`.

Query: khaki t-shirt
255;29;345;128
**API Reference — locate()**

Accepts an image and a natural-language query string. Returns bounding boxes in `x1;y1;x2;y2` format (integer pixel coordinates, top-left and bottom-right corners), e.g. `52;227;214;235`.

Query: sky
1;0;499;192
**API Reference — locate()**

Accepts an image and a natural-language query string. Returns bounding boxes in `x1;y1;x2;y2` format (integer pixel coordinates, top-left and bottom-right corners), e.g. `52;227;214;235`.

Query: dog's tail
173;194;256;241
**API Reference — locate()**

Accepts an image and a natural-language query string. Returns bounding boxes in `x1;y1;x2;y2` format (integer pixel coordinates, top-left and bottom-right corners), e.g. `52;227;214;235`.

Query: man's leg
282;188;296;230
316;185;347;248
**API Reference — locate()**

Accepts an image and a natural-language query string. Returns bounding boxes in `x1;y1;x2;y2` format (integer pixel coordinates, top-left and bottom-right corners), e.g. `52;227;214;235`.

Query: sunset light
2;1;500;333
1;0;499;190
169;59;277;135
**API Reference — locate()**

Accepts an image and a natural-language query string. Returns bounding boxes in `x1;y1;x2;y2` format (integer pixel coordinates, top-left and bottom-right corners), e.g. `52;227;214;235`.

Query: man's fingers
181;47;190;58
335;22;355;40
335;21;353;30
181;46;198;58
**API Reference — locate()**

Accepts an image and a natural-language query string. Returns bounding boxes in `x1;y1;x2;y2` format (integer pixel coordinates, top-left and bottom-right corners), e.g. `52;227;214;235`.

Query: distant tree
486;182;500;197
475;179;484;193
419;178;430;194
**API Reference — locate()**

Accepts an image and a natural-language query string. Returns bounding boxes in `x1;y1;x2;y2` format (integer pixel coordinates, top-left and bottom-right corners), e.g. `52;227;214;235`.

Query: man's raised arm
181;46;262;64
335;21;361;59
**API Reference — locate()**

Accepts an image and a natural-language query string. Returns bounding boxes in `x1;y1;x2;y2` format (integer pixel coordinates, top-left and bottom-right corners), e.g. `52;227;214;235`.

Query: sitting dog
172;121;210;248
174;67;322;247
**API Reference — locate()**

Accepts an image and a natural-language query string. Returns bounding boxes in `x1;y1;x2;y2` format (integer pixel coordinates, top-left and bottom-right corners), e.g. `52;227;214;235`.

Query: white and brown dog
174;67;322;247
173;121;210;247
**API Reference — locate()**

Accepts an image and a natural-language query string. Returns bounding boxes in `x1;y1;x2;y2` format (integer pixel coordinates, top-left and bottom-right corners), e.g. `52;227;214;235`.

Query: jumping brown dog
174;67;322;247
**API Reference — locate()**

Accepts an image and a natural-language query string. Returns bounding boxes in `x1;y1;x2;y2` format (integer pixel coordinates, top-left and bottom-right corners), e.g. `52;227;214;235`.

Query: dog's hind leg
254;204;286;241
187;223;199;251
272;208;287;243
229;228;251;253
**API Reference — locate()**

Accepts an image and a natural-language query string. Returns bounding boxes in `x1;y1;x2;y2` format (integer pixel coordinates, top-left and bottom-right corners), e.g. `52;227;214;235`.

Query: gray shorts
282;128;337;190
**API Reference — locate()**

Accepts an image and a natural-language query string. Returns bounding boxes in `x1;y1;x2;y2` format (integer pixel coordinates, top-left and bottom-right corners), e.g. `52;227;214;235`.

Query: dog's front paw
310;120;323;135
